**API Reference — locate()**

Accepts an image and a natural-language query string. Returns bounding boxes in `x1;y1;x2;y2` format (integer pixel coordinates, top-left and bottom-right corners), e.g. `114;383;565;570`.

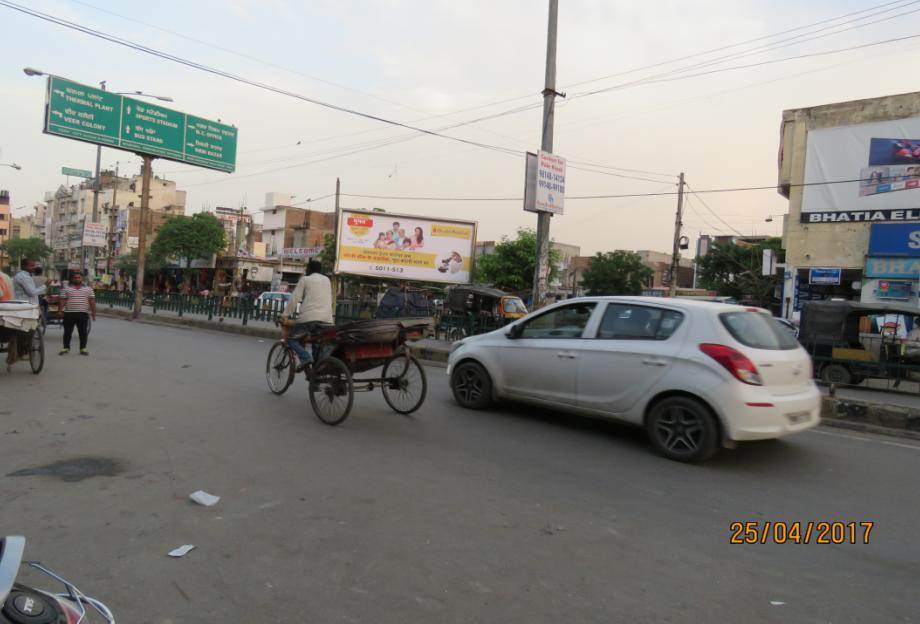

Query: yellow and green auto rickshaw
439;286;528;341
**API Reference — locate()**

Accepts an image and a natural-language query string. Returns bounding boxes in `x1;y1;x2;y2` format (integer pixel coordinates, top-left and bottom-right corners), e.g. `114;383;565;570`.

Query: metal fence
96;291;390;326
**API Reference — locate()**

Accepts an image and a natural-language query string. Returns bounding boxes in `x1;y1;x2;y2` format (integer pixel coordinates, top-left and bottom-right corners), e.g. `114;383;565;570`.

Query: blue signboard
868;223;920;257
865;257;920;279
809;267;842;285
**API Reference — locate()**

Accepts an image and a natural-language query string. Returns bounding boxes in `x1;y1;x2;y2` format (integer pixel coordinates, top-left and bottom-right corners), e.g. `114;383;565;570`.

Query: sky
2;0;920;256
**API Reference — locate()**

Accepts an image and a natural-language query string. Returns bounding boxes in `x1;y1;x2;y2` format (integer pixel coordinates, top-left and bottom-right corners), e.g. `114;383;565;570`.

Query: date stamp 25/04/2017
729;521;874;545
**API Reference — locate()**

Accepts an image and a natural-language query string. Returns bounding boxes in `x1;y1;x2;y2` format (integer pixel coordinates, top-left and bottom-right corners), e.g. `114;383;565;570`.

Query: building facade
259;192;335;288
777;90;920;318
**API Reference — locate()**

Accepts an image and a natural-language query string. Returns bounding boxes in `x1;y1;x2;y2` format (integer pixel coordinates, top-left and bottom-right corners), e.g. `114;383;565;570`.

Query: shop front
792;267;863;314
861;223;920;307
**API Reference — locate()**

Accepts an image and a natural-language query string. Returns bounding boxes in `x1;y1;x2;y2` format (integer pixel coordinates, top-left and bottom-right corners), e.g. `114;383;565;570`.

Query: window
519;303;596;339
720;312;798;350
597;304;684;340
0;214;5;220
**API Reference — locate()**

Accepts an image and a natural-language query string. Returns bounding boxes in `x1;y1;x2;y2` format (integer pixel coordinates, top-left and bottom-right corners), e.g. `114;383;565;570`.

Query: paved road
3;319;919;623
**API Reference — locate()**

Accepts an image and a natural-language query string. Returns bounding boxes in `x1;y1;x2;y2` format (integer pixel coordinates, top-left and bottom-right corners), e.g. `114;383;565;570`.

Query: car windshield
720;311;799;350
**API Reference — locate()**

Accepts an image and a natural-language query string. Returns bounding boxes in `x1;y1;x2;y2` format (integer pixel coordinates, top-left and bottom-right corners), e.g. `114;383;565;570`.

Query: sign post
61;166;92;178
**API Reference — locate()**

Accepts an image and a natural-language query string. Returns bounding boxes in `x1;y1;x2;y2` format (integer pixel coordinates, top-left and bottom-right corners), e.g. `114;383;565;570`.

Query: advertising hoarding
334;209;477;284
82;222;107;247
802;116;920;223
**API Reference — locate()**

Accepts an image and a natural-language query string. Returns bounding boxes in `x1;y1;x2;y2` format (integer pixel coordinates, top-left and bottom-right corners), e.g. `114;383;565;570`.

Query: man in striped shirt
58;271;96;356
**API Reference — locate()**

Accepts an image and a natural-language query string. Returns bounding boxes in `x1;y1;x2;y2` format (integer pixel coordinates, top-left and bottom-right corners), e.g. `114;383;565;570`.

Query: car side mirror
507;324;522;339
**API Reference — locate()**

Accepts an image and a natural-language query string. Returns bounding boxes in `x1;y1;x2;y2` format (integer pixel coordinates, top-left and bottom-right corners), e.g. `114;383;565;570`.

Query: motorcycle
0;536;114;623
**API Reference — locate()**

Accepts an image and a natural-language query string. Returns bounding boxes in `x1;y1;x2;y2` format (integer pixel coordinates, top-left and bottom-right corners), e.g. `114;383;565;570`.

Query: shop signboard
868;223;920;257
865;257;920;279
875;279;912;300
809;267;842;285
802;116;920;223
334;209;477;284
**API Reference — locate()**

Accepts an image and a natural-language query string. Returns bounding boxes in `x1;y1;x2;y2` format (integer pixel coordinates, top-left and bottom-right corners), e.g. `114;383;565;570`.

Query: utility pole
87;80;105;278
531;0;560;310
332;177;341;300
668;172;686;297
132;155;153;319
107;162;119;274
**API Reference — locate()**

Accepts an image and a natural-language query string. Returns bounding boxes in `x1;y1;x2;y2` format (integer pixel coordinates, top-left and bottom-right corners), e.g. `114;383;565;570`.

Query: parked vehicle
447;296;820;462
375;286;433;318
798;300;920;385
439;286;527;340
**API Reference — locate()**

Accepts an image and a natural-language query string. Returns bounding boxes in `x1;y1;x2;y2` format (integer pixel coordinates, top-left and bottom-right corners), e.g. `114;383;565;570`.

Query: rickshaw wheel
266;341;295;395
820;363;852;385
448;327;466;342
309;357;354;426
29;330;44;375
382;355;427;415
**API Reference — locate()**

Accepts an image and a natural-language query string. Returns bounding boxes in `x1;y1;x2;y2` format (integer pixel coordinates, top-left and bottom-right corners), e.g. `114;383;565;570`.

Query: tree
317;232;337;275
150;213;227;267
474;228;561;292
580;250;653;296
1;237;52;268
115;249;165;278
696;237;782;306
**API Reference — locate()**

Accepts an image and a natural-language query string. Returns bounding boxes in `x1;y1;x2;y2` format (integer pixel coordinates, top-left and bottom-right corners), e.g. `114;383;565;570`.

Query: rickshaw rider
280;259;333;372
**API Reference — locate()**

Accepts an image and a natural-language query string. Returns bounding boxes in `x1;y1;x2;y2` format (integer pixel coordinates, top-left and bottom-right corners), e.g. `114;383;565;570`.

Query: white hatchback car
447;297;820;462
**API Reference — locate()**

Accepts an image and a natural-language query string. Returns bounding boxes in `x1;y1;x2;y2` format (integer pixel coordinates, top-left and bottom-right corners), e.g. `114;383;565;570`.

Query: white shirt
283;273;334;324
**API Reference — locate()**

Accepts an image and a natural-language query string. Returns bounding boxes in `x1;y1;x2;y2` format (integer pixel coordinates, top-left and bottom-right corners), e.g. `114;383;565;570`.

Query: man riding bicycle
280;259;333;372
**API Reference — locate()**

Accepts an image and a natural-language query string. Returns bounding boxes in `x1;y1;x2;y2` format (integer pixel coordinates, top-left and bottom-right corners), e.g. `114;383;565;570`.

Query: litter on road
168;544;196;558
189;490;221;506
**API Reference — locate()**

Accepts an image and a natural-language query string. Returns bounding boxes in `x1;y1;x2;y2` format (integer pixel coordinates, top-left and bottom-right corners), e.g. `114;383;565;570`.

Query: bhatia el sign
334;209;477;284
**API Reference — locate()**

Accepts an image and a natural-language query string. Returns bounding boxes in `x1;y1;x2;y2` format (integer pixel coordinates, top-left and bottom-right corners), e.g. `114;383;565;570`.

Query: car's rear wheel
450;361;492;409
820;363;852;385
646;397;719;463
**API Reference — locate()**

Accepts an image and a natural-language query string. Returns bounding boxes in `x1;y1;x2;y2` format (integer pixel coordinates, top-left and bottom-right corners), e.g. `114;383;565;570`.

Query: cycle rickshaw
266;318;433;425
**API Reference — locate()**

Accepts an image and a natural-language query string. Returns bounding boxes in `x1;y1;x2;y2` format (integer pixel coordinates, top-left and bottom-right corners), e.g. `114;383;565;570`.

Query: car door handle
642;358;668;367
556;352;578;359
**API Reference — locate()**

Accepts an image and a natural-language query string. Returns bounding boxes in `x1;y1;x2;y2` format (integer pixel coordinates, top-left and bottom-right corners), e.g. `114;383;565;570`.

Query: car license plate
787;411;811;424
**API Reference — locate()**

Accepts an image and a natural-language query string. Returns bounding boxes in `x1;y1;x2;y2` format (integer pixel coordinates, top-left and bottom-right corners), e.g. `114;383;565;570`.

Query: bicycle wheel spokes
309;357;354;426
382;355;427;415
266;342;294;395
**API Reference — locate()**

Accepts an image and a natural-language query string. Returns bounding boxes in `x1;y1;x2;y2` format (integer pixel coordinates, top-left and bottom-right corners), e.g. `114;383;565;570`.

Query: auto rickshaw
438;286;528;341
798;300;920;385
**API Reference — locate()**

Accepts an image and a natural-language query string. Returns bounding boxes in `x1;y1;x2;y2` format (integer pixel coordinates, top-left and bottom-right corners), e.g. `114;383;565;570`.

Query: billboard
802;116;920;223
334;209;477;284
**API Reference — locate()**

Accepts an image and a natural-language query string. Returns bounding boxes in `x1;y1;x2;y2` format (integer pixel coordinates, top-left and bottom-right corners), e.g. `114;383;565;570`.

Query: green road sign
61;166;93;178
44;76;237;173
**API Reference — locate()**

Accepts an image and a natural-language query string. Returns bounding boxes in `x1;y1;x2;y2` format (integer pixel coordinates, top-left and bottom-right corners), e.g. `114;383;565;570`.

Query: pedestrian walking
58;271;96;356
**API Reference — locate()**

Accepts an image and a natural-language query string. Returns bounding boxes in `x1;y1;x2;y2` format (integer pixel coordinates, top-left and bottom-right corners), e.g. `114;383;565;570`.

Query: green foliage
473;228;561;292
150;212;227;267
696;237;782;305
1;237;52;267
115;249;165;278
580;250;653;296
318;232;337;275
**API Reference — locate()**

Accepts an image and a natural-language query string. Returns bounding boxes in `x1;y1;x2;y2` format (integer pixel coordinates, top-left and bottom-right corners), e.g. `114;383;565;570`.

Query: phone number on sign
729;521;874;544
369;265;404;274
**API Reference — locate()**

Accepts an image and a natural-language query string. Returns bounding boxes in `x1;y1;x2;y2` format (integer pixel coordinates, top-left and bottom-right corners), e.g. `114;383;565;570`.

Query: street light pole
87;80;105;279
532;0;560;310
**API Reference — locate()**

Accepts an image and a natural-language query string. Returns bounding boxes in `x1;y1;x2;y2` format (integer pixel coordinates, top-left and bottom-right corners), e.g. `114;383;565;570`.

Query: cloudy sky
2;0;920;255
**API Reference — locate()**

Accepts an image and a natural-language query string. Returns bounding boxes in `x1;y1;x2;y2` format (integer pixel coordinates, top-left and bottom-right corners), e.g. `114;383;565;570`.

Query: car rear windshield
720;312;799;350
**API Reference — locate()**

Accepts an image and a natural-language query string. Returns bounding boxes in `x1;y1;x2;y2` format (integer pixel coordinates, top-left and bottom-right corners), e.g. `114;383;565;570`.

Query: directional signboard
61;166;93;178
44;76;237;172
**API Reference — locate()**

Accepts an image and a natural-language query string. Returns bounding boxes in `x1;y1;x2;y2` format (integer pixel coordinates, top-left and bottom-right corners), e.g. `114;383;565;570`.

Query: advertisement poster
802;116;920;222
82;222;107;247
335;209;477;284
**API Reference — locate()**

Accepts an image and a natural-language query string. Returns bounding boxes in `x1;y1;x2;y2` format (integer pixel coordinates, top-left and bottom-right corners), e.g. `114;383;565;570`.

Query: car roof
556;295;754;314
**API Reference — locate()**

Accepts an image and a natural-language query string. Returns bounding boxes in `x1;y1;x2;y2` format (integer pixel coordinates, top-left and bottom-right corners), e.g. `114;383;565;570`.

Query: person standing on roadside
58;271;96;356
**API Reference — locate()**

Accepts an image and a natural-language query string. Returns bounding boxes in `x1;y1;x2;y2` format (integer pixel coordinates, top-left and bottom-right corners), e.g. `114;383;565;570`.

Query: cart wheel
382;355;428;415
29;331;44;375
448;327;466;342
266;341;295;395
309;357;354;426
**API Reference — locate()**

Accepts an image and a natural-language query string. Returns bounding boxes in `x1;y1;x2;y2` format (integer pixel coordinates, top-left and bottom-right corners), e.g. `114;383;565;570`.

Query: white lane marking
809;428;920;451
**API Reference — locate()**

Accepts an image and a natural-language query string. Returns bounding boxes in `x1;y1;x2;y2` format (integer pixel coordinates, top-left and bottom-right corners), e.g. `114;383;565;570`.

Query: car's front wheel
450;361;492;409
646;396;719;463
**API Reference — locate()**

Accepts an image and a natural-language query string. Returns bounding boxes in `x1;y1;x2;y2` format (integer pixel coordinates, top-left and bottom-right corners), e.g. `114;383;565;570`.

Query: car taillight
699;343;762;385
